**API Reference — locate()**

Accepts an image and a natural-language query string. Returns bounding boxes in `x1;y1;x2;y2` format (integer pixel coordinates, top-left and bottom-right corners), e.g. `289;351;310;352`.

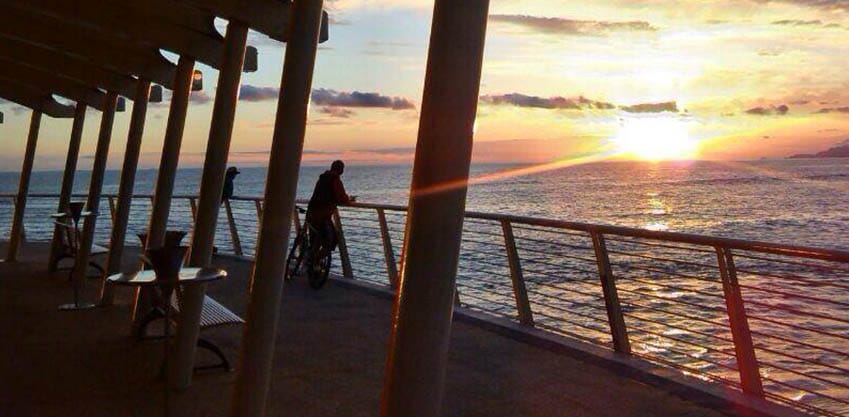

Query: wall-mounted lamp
244;46;258;73
192;70;203;91
149;85;163;103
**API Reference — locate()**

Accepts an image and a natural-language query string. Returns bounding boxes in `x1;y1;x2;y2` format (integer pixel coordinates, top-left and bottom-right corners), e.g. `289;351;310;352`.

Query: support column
49;104;86;270
146;57;194;250
380;1;490;416
68;92;118;307
168;22;248;391
228;1;324;415
100;80;151;305
5;111;42;262
188;21;249;267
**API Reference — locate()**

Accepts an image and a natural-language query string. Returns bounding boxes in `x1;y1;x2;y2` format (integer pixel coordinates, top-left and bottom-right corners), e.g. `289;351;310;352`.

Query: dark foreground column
171;22;248;390
67;92;118;310
100;80;151;305
228;1;324;415
380;1;490;417
5;110;42;262
146;57;194;250
48;104;86;270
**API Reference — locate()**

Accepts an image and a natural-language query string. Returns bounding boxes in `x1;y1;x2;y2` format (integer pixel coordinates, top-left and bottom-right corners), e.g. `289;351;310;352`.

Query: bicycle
284;206;333;289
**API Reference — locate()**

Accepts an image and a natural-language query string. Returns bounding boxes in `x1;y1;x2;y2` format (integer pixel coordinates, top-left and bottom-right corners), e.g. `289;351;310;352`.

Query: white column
379;1;490;416
228;0;324;415
5;110;42;262
100;80;151;305
68;91;118;308
49;104;86;270
171;22;248;390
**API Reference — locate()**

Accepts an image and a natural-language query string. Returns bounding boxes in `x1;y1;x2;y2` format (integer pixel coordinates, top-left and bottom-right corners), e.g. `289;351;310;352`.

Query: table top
106;267;227;287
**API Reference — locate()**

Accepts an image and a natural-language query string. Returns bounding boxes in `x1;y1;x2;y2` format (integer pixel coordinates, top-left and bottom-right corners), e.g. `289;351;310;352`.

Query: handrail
2;192;847;263
2;192;849;416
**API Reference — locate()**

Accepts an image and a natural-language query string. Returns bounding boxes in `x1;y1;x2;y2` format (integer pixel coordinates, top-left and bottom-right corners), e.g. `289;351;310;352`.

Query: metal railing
2;192;848;416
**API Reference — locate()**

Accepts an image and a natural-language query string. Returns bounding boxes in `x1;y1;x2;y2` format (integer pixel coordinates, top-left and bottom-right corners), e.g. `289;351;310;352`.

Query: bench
51;219;107;276
134;281;244;371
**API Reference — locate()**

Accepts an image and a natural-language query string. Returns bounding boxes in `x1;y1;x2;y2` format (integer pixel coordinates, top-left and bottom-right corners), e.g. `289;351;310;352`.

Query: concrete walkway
0;242;729;417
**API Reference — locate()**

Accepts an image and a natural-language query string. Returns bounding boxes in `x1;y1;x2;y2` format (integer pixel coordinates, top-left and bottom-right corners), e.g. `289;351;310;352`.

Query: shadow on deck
0;242;736;417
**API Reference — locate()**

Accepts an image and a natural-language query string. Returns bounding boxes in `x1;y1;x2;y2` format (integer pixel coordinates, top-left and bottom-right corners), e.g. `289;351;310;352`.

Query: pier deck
1;242;731;417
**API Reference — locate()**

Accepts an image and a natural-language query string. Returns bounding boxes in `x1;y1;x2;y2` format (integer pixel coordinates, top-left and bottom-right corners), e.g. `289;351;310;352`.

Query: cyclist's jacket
306;170;351;223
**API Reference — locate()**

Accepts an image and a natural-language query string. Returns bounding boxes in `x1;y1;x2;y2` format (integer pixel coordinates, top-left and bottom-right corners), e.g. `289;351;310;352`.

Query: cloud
621;102;679;113
319;106;354;118
239;85;279;102
481;93;615;110
769;0;849;12
490;14;657;37
481;93;678;114
745;104;789;115
771;19;844;29
189;91;212;104
311;88;415;110
772;19;823;26
815;107;849;114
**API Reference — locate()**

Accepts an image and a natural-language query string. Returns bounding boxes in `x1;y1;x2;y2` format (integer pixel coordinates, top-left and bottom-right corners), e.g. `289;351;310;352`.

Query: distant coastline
788;143;849;159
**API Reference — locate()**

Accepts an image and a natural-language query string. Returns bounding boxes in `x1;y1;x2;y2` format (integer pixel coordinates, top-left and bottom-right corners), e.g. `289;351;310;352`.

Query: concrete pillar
228;1;324;415
188;21;249;267
5;110;42;262
49;104;87;270
69;91;118;306
167;22;248;391
379;1;490;416
99;80;150;305
146;57;194;250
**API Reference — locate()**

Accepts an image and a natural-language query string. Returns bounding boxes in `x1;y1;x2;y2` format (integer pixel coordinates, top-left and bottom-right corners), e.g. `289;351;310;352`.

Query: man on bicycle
306;160;354;252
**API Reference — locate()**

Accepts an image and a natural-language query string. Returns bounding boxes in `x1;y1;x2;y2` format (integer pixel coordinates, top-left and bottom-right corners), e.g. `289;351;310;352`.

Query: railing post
189;197;198;222
377;208;399;288
590;231;631;354
224;199;243;256
500;220;534;326
254;200;263;223
716;246;764;397
333;208;354;279
107;196;116;226
292;205;301;231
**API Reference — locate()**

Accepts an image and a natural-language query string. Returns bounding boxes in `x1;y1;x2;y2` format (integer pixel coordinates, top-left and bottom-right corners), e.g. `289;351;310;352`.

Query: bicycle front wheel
284;232;305;282
308;248;332;289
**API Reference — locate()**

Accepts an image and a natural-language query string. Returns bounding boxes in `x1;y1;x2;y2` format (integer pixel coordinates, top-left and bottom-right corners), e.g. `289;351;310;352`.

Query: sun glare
613;117;697;161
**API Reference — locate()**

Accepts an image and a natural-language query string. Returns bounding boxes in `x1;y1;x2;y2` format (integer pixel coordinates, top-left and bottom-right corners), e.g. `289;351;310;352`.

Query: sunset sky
1;0;848;171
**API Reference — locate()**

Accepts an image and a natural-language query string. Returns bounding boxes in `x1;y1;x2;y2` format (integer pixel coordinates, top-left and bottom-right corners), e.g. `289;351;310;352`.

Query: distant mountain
789;140;849;159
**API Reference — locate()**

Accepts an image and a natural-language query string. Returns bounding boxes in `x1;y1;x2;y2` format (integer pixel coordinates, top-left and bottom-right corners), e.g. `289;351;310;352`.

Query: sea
1;158;848;414
1;158;846;249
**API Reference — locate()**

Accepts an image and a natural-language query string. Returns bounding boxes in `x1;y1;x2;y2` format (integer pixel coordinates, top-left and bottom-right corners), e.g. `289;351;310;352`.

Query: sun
612;117;698;161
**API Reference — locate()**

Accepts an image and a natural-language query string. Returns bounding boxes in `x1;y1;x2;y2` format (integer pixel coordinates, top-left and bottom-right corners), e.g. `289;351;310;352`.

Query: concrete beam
0;65;106;111
0;37;139;98
178;0;329;43
0;8;176;88
7;0;227;68
0;81;74;118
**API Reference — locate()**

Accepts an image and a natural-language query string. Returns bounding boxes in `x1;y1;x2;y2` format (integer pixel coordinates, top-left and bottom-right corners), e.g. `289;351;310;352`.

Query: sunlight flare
613;117;697;161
